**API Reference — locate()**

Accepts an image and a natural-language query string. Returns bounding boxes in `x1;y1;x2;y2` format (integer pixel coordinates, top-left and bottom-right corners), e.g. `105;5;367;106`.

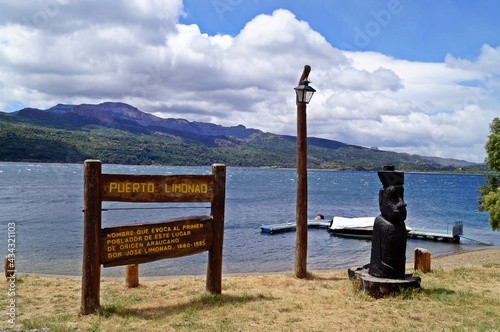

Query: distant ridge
0;102;486;172
17;102;261;139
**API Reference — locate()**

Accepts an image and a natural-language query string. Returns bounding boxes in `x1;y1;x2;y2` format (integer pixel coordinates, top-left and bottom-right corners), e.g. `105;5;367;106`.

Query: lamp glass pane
295;89;306;103
305;90;314;103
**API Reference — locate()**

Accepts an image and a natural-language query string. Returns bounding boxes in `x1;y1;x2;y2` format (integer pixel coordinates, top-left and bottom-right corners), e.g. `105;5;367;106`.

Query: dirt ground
1;248;499;332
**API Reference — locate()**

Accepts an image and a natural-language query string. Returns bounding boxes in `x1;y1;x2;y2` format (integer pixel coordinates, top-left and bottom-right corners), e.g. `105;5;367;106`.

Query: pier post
4;256;13;280
414;248;431;273
125;264;139;288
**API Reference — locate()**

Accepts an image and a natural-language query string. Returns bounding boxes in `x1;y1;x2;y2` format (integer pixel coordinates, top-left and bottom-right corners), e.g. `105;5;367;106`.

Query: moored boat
328;216;377;238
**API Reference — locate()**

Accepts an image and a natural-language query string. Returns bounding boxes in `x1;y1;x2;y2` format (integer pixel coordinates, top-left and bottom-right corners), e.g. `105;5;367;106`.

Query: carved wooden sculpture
368;166;407;279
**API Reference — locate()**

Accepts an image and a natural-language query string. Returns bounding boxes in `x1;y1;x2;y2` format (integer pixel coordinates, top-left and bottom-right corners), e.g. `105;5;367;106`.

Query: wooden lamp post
294;65;316;278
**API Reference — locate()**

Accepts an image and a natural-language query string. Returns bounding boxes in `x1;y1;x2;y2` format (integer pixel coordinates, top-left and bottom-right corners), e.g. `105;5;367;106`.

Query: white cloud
446;44;500;74
0;1;498;163
328;50;498;162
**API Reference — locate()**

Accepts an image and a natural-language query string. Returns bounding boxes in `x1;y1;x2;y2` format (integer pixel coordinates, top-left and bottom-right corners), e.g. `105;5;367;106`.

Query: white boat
328;216;376;238
328;216;414;239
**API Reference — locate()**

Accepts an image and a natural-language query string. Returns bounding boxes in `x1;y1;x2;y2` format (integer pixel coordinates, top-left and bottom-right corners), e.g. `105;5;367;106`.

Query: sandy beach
426;247;500;268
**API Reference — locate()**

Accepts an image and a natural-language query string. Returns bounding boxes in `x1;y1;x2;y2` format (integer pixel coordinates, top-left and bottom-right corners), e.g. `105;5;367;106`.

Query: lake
0;162;498;277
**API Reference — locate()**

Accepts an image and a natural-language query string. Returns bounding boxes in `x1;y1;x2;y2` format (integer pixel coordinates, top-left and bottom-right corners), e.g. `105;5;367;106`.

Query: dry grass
2;249;500;332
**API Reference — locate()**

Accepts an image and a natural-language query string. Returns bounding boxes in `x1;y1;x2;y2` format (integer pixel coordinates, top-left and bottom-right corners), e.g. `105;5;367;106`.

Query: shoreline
424;246;500;268
13;247;500;280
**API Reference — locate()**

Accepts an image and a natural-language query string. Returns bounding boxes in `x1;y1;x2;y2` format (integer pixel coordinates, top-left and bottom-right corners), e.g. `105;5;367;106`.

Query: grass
1;249;500;331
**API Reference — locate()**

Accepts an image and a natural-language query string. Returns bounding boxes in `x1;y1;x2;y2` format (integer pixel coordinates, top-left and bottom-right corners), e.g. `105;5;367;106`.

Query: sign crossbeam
101;174;214;202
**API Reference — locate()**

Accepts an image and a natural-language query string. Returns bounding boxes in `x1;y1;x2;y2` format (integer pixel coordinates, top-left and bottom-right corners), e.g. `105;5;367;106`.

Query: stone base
348;266;421;298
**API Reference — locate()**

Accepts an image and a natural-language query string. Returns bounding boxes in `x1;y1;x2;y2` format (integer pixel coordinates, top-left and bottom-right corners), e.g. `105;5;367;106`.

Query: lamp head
294;79;316;104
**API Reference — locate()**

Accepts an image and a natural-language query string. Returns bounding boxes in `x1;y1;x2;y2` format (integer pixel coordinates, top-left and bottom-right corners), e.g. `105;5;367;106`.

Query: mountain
14;102;261;139
0;102;486;172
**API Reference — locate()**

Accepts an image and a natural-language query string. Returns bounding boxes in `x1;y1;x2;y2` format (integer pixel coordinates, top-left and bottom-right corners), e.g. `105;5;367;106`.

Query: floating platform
261;220;492;245
407;227;459;243
260;220;331;234
407;223;492;245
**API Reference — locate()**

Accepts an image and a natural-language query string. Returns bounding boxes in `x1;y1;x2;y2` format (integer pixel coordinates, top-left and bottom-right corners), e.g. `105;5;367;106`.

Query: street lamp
294;79;316;104
294;65;316;278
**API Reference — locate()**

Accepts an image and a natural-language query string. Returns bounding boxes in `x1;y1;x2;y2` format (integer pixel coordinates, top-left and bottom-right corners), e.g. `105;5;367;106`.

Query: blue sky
181;0;500;62
1;0;500;163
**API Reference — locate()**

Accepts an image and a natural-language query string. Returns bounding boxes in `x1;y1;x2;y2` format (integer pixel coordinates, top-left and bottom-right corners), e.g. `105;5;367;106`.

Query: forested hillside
0;103;487;172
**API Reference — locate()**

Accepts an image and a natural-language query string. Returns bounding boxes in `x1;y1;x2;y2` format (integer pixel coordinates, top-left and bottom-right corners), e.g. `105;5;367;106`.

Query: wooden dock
407;223;492;245
261;220;492;245
260;220;331;234
407;228;459;243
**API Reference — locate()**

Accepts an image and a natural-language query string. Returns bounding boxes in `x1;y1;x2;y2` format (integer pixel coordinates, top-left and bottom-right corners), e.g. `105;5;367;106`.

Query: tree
478;117;500;231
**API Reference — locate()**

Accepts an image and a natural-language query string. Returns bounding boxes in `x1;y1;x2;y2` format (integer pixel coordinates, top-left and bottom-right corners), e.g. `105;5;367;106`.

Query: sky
1;0;500;163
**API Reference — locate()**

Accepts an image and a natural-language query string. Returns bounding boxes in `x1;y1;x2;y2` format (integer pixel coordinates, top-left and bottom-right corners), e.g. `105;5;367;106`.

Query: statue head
379;185;407;222
377;166;407;222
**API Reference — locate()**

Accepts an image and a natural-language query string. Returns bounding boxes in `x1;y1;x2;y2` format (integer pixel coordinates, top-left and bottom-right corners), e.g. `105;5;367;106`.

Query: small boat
328;216;377;238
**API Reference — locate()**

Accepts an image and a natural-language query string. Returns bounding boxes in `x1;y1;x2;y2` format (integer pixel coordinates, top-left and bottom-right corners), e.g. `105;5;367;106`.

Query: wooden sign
101;215;213;267
81;160;226;315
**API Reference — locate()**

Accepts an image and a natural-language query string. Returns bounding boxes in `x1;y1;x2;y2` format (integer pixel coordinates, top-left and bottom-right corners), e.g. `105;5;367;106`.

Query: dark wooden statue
368;166;407;279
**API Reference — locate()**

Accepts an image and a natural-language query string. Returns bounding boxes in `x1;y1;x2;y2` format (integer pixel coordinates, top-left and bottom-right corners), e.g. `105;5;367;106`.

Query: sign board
81;160;226;315
101;215;213;267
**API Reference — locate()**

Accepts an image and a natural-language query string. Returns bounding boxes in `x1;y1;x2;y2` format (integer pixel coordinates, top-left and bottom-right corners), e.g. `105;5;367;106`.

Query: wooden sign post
81;160;226;315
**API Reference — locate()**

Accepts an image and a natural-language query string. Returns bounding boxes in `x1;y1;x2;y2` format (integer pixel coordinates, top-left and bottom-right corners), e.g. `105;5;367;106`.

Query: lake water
0;162;498;277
